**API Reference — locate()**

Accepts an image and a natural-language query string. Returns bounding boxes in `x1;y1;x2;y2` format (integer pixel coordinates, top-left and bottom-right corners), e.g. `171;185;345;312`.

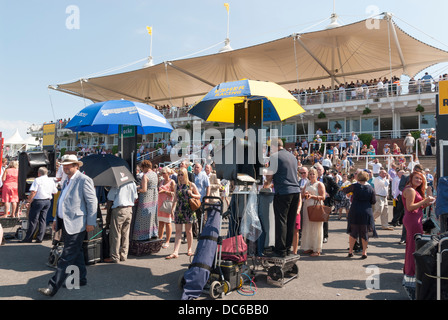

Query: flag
224;3;229;13
146;26;152;35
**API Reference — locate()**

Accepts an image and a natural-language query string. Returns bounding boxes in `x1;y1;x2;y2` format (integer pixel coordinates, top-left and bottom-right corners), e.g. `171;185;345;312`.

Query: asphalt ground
0;204;411;303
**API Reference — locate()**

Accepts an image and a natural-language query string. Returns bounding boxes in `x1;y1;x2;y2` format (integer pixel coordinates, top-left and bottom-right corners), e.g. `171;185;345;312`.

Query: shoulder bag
307;199;331;222
187;184;201;211
160;199;174;213
189;197;201;212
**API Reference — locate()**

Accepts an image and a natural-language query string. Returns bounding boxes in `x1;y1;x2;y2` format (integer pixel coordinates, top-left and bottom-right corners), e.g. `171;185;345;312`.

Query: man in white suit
38;155;98;297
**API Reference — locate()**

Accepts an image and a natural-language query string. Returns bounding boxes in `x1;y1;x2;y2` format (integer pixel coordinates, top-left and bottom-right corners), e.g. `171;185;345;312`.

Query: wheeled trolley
179;196;246;300
249;254;300;287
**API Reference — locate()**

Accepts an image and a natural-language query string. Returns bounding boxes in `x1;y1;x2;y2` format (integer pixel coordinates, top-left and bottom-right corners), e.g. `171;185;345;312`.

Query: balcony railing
292;80;438;106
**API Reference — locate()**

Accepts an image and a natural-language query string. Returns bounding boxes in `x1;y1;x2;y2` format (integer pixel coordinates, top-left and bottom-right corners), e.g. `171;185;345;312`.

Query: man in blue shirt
193;162;210;202
264;138;301;257
193;161;210;232
104;181;138;263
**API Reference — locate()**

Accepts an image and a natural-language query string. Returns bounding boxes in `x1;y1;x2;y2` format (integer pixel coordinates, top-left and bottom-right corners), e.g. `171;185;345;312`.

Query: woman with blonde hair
342;170;377;259
166;167;201;259
2;161;19;217
300;167;326;257
157;167;176;249
392;143;401;155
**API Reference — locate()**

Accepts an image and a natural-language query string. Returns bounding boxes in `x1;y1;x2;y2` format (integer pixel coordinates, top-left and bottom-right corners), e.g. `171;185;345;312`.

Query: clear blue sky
1;0;448;140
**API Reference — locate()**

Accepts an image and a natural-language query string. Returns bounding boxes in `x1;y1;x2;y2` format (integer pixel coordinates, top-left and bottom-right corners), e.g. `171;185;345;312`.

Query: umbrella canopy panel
80;154;135;187
65;100;173;134
188;79;305;123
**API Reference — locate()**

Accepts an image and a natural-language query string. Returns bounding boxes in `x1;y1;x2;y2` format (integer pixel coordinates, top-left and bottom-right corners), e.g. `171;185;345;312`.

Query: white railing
292;80;438;106
137;148;166;162
355;154;415;173
158;106;191;119
308;140;362;160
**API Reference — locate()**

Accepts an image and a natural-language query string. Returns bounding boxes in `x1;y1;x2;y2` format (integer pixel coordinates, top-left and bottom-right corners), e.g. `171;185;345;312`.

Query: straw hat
61;154;83;167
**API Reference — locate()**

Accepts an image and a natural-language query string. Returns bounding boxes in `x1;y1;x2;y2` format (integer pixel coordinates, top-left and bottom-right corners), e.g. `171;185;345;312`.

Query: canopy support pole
295;35;340;85
386;14;407;74
165;61;216;87
50;86;99;103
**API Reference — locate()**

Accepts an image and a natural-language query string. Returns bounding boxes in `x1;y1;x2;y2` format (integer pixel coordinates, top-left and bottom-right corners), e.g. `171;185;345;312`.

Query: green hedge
410;131;421;144
358;133;373;147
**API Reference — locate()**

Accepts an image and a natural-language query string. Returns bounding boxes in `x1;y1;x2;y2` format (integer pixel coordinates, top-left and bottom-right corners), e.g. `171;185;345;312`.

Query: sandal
310;252;321;257
165;254;178;260
187;251;194;256
162;243;169;249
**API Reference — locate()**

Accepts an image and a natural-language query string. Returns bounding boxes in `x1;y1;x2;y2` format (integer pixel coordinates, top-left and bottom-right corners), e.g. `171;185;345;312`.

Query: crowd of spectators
289;73;443;105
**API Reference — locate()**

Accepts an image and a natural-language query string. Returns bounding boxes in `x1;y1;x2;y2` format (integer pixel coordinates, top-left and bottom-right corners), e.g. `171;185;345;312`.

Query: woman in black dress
342;170;377;259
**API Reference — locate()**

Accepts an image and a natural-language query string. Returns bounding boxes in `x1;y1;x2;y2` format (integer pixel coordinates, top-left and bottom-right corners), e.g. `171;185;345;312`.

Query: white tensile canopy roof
4;129;24;145
52;16;448;107
4;129;39;146
3;129;39;156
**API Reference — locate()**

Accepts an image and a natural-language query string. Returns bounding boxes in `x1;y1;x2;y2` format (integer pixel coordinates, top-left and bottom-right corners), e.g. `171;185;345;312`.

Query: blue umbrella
65;100;173;134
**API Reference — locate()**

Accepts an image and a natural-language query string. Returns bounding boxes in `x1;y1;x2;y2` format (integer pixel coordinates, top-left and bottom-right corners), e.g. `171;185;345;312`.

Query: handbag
189;197;201;212
307;200;331;222
219;235;247;263
160;200;173;213
129;239;163;256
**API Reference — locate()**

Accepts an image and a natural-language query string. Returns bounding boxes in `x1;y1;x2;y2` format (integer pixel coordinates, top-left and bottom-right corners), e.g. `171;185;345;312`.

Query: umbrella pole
245;99;248;137
119;125;123;159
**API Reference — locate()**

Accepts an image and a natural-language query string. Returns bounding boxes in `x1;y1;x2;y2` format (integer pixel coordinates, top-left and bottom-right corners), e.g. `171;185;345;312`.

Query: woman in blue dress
342;170;377;259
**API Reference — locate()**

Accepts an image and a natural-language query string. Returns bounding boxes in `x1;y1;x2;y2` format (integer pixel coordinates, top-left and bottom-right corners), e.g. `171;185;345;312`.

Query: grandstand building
28;14;447;161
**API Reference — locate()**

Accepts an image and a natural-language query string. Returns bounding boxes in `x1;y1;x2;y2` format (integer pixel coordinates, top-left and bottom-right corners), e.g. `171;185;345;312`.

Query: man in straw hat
417;129;428;156
38;155;98;297
403;133;415;155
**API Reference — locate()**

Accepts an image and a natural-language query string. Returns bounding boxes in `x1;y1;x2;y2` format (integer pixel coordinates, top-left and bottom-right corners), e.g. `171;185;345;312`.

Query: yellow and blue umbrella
188;79;305;123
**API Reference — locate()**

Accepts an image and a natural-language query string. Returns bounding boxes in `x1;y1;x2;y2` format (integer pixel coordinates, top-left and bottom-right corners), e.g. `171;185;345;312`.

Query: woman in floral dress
165;167;201;259
132;160;159;241
335;173;352;220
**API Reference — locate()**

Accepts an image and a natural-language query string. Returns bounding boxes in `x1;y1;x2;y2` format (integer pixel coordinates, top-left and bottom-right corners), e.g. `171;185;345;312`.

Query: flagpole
144;26;154;67
149;29;153;58
220;3;233;53
226;4;230;39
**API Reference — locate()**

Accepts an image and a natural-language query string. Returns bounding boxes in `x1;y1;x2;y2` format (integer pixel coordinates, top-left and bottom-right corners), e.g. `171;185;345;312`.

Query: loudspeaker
214;100;263;182
18;151;56;201
119;127;137;175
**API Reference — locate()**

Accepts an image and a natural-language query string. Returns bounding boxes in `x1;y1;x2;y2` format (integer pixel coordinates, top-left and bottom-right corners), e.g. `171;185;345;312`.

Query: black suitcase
83;238;102;265
85;218;103;241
